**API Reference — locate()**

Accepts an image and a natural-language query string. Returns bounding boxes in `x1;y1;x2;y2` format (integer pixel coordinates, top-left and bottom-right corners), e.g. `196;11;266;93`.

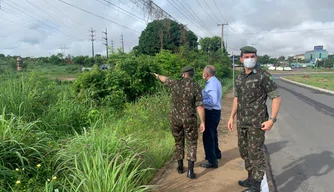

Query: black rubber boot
239;171;252;187
177;160;184;174
187;160;196;179
242;181;261;192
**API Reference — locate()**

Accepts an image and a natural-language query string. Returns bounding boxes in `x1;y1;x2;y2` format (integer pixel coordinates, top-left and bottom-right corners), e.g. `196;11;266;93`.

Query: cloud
0;0;333;58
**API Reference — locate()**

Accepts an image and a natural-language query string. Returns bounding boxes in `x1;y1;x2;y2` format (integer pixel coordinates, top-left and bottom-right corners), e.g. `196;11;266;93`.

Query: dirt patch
150;91;248;192
56;77;76;81
302;75;310;78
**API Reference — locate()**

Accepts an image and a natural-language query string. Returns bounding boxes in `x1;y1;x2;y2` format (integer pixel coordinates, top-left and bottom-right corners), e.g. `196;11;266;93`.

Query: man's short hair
184;70;194;77
204;65;216;76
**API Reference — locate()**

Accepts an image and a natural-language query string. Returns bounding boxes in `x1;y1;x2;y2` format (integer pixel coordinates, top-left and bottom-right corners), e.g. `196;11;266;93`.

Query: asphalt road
265;77;334;192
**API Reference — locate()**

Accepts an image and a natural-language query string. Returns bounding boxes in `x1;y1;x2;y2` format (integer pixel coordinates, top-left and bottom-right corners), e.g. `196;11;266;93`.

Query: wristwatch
269;117;277;123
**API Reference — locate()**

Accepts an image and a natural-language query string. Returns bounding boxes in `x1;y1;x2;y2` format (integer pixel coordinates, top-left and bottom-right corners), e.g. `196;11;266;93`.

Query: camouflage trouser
171;119;198;162
237;127;265;182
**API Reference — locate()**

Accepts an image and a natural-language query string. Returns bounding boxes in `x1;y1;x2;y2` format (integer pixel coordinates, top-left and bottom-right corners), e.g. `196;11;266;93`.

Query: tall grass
52;127;151;192
0;73;59;121
0;111;54;191
0;73;92;138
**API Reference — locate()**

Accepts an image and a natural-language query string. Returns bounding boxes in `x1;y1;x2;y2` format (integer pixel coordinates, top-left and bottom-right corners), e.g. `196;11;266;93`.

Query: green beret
181;66;194;73
240;46;257;54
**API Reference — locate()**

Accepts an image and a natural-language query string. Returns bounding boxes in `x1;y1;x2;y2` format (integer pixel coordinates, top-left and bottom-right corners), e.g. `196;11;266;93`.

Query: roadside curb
264;145;277;192
280;77;334;95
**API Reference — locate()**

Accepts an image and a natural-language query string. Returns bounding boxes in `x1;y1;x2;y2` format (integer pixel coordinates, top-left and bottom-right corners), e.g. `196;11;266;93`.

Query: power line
203;0;220;24
226;27;334;35
130;0;202;38
97;0;146;24
2;0;81;40
25;0;76;31
42;0;80;27
195;0;217;27
172;0;213;36
57;0;141;33
166;0;212;37
212;0;227;23
0;14;77;41
25;0;87;37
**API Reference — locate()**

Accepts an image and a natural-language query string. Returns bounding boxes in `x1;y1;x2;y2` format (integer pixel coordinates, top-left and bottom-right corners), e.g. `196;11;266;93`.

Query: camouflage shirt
164;77;203;123
234;68;280;128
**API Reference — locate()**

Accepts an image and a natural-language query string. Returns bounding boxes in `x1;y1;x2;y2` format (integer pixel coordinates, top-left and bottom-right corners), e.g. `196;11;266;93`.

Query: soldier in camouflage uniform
227;46;281;192
154;66;205;179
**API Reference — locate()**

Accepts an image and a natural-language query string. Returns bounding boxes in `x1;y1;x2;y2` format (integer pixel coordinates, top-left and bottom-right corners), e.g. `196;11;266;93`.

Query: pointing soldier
154;66;205;179
227;46;281;192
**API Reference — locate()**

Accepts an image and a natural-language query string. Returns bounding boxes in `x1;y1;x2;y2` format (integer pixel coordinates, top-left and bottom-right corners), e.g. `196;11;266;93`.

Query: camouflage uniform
234;67;280;182
164;77;203;162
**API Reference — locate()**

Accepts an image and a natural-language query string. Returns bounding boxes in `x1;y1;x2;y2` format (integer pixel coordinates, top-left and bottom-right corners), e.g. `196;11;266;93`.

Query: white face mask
243;58;256;68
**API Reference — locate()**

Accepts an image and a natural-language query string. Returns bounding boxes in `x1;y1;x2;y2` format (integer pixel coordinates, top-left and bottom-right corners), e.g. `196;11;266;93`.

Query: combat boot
187;160;196;179
239;171;252;187
242;181;261;192
177;160;184;174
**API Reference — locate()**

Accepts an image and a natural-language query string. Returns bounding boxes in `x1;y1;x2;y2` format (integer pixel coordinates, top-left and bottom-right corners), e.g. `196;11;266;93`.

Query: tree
278;56;285;61
94;54;105;65
137;19;198;55
199;36;221;53
0;54;5;58
49;54;64;65
257;55;270;64
73;56;88;65
287;56;294;64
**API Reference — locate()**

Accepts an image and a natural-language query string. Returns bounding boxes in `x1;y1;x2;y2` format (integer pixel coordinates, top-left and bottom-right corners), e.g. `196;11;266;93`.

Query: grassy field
285;73;334;91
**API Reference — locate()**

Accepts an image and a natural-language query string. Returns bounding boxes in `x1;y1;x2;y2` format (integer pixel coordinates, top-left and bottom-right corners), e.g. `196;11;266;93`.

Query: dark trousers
203;109;221;165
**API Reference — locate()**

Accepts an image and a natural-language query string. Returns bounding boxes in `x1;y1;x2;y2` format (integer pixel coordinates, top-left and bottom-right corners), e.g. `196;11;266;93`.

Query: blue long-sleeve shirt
202;76;222;110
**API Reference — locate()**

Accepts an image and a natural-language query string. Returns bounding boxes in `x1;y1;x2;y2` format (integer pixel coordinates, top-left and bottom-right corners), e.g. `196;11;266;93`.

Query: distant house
294;54;304;61
304;45;328;63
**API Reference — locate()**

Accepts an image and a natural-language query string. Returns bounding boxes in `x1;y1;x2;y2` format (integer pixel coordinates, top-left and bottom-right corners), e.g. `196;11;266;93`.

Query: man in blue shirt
200;65;223;168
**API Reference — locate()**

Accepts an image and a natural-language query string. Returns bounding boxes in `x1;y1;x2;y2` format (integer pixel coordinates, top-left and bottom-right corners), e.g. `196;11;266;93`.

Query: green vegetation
0;18;233;191
135;19;198;55
285;74;334;91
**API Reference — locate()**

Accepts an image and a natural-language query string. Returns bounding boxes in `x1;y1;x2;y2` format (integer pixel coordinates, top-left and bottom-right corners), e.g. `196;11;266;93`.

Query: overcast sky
1;0;334;58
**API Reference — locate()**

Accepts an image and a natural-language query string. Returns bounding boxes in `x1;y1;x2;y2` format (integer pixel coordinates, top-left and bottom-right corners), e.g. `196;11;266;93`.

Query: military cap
181;65;194;73
240;46;257;54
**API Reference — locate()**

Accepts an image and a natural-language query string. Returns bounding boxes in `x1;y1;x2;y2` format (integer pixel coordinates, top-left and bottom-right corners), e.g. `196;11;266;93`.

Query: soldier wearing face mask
227;46;281;192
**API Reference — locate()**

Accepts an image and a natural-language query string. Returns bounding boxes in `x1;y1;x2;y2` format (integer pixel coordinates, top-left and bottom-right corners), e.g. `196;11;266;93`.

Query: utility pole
60;45;68;56
217;23;228;50
159;29;164;50
121;33;124;53
89;28;95;57
232;52;235;93
110;40;114;53
102;28;108;59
